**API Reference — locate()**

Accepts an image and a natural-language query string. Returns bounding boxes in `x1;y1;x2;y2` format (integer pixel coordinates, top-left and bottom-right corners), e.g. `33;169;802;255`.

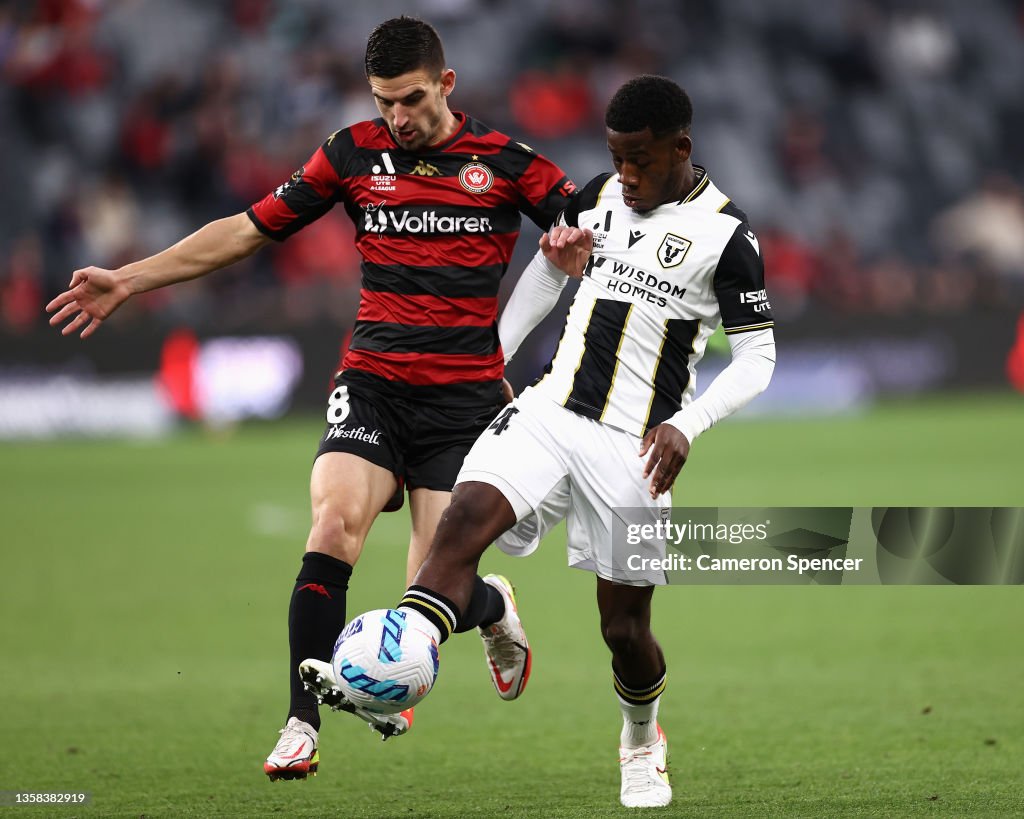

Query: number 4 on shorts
488;406;519;435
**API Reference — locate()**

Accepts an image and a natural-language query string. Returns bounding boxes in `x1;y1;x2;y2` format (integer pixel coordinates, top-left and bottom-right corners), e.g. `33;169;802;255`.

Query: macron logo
744;230;760;256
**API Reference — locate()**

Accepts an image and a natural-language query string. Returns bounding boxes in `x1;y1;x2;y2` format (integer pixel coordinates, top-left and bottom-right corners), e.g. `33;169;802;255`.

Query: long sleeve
498;249;568;364
664;327;776;444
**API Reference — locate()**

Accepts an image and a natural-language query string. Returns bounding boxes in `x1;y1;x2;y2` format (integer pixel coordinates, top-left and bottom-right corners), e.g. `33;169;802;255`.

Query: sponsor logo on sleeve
740;289;771;312
273;167;304;199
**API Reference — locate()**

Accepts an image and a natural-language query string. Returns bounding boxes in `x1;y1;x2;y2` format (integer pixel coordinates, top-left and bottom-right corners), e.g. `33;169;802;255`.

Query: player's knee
307;498;369;559
435;495;493;556
600;613;650;656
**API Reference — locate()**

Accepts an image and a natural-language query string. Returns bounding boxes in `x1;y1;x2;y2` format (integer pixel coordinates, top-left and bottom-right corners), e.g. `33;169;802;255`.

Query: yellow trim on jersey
595;173;617;205
723;321;774;335
717;198;732;212
561;298;600;406
683;173;710;203
599;304;635;422
640;321;671;430
642;320;701;431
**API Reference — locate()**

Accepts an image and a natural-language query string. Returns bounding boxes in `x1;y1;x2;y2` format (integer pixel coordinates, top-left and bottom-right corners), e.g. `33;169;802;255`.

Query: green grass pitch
1;392;1022;817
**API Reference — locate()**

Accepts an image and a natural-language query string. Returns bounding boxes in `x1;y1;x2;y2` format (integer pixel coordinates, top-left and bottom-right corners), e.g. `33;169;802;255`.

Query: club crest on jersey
459;162;493;194
658;233;692;268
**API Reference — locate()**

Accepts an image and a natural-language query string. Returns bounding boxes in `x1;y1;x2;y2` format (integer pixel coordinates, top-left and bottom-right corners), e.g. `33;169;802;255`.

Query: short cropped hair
604;75;693;137
365;17;446;79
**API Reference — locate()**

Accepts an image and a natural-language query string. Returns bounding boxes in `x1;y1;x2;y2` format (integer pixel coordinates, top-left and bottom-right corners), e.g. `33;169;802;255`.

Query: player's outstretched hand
639;424;691;498
45;266;132;339
540;225;593;279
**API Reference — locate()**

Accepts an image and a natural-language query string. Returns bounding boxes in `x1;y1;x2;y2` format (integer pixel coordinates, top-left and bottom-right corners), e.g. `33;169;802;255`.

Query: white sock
619;696;661;748
398;606;442;644
614;669;666;748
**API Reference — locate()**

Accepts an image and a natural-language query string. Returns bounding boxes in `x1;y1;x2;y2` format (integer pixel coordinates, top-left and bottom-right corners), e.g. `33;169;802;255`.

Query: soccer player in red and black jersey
47;17;576;780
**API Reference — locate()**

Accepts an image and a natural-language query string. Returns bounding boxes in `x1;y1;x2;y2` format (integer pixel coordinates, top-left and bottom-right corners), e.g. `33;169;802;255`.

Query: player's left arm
498;207;595;363
641;222;777;497
497;248;569;365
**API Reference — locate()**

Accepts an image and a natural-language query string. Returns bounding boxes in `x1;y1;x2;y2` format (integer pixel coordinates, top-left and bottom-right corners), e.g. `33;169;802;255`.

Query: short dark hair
364;17;445;79
604;75;693;137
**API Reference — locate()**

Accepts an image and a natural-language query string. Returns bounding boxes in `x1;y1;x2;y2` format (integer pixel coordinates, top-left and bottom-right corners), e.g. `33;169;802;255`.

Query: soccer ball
332;608;439;715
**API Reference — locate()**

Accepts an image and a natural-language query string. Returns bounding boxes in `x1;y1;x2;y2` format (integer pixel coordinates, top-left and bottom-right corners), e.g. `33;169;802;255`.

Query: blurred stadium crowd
2;0;1024;337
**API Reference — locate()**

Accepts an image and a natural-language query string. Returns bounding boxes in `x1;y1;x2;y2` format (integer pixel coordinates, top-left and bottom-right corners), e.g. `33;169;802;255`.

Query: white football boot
298;658;414;741
264;717;319;781
479;574;532;700
619;724;672;808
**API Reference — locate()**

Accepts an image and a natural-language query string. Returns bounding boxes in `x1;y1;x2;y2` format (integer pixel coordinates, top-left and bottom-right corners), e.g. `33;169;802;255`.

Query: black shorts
315;372;503;504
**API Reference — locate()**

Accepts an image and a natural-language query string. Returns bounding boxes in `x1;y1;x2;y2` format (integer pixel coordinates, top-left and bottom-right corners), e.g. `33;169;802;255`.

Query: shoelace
482;625;525;668
620;747;659;791
275;724;313;755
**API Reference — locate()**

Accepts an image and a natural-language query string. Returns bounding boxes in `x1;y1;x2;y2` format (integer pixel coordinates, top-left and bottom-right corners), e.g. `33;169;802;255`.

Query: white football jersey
532;167;774;436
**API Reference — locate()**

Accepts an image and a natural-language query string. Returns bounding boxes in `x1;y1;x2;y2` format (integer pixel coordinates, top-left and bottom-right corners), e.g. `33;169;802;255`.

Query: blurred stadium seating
2;0;1022;433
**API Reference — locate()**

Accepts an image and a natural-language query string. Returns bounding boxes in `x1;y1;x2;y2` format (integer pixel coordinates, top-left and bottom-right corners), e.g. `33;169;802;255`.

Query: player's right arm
46;213;269;338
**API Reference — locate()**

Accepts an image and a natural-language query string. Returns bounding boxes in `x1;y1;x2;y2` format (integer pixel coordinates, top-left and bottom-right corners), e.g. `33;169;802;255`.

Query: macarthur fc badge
658;233;691;268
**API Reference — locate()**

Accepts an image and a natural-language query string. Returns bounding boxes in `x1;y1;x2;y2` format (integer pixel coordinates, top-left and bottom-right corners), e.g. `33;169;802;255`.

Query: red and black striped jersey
247;113;577;405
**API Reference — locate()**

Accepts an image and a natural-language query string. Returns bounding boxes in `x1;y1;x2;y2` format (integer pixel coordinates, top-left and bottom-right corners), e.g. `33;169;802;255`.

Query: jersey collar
677;165;710;205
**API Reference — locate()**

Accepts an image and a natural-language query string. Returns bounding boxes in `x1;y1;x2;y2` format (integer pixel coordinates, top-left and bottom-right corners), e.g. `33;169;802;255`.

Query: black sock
456;575;506;632
287;552;352;730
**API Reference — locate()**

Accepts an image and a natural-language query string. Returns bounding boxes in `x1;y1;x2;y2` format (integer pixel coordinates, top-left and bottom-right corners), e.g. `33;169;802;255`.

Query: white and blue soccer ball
332;608;440;715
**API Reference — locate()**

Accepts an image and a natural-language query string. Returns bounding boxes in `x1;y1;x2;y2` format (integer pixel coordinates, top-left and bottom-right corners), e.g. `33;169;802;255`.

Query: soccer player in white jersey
363;75;774;807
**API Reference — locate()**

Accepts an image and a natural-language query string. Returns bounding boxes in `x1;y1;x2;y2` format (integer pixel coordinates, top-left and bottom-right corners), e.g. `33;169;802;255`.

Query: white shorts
457;387;671;586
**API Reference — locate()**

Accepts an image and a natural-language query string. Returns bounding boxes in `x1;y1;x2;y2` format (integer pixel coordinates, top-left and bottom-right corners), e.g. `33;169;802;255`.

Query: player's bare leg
265;453;397;780
406;488;451;586
400;482;531;697
411;482;516;609
596;579;671;807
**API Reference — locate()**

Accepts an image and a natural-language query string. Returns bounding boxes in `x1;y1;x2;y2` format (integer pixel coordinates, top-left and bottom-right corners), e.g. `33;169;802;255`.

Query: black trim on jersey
561;173;614;227
351;321;498;356
644;318;700;432
679;166;710;204
563;298;632;419
339;369;502;409
361;261;505;298
719;201;749;224
714;223;774;332
521;175;577;231
246;199;334;242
